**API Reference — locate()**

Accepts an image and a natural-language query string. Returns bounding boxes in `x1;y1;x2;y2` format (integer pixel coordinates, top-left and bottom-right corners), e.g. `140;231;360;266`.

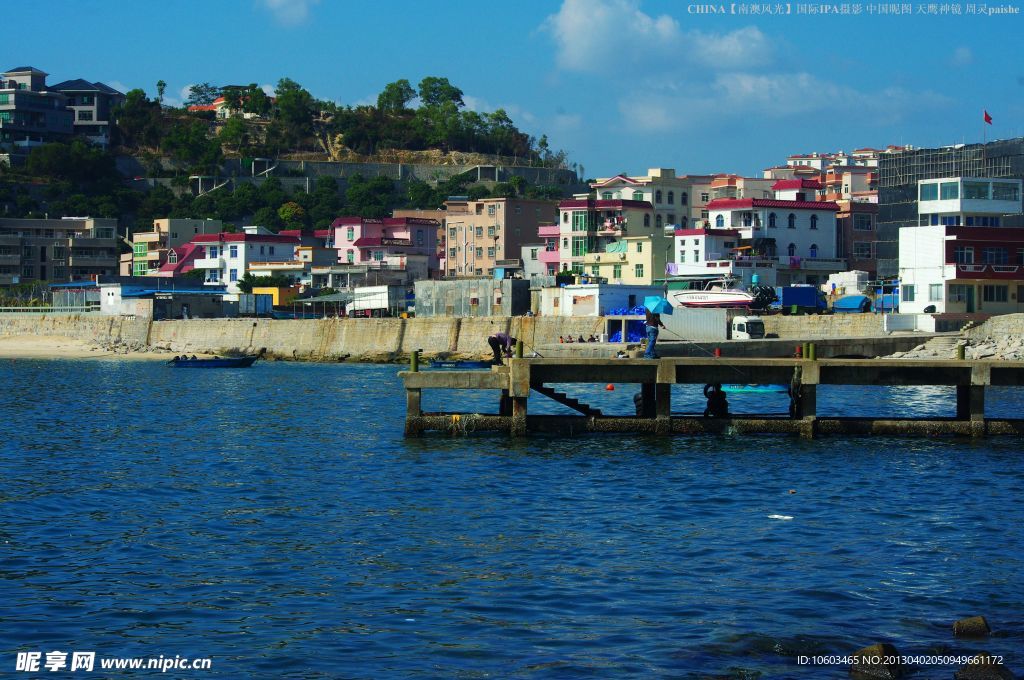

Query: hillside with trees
0;76;578;233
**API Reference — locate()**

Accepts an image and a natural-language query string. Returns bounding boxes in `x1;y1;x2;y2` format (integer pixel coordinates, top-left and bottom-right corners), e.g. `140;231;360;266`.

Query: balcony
538;250;560;264
538;225;561;237
947;263;1024;280
192;257;225;269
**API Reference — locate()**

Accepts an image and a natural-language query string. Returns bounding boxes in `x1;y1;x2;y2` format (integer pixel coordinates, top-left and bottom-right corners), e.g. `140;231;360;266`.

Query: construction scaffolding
876;137;1024;277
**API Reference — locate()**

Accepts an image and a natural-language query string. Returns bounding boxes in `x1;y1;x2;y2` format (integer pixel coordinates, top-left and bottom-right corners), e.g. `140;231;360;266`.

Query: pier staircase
531;384;603;417
923;335;962;358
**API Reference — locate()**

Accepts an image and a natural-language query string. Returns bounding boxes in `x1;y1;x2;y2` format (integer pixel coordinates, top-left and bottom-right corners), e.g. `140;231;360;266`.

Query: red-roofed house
672;182;842;287
188;226;299;297
331;217;439;280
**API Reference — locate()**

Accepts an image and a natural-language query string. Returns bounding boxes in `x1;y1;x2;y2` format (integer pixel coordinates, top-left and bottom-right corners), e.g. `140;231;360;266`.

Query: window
487;205;496;216
982;247;1008;264
919;183;939;201
700;192;709;203
929;284;942;302
715;215;725;227
347;250;355;263
853;242;872;258
416;230;424;246
475;247;483;258
809;243;818;258
983;285;1008;303
269;246;275;255
229;245;238;258
209;246;219;258
768;213;777;228
229;269;238;282
644;214;650;228
602;191;613;200
571;237;587;257
787;243;796;257
347;227;355;241
993;183;1020;201
562;212;568;223
679;250;686;263
487;226;496;237
571;211;590;232
633;191;644;201
948;284;969;302
373;250;384;262
656;214;663;228
168;251;178;264
476;227;483;237
259;245;265;255
693;250;699;262
963;181;989;199
810;215;818;230
681;217;688;228
449;247;456;258
655;190;663;203
854;214;873;231
681;192;688;205
903;284;915;302
613;264;622;278
637;242;644;253
953;246;974;264
448;227;456;239
133;243;147;256
208;270;220;282
668;214;675;224
787;213;796;229
742;212;753;227
487;247;495;257
634;263;644;278
668;191;674;204
591;265;599;276
940;182;959;200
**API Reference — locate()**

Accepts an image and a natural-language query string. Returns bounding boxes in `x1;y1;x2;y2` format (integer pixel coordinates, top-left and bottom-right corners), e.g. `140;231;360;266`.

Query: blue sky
9;0;1023;178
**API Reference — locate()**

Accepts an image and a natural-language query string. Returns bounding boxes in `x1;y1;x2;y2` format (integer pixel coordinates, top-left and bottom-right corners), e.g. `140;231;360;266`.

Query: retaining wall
0;314;150;347
965;313;1024;341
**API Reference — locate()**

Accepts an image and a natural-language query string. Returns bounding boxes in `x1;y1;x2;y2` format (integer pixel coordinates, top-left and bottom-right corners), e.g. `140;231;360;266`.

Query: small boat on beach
428;360;493;370
169;355;260;368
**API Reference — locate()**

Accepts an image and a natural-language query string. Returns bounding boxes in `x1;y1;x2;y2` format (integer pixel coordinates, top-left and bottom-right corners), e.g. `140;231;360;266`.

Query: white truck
730;315;765;340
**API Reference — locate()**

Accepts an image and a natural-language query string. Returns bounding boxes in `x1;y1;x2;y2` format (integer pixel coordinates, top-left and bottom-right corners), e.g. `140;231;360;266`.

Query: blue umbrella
643;295;673;315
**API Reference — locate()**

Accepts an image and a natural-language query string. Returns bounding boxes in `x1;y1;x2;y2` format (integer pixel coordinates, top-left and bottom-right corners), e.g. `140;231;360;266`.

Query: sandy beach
0;334;181;361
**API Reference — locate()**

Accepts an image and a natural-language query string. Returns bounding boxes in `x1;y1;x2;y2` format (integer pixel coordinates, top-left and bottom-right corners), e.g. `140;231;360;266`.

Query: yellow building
252;286;299;305
582;236;663;285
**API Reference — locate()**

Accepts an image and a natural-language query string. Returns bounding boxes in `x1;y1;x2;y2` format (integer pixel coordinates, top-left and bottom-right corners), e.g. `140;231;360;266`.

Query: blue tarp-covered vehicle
833;295;871;313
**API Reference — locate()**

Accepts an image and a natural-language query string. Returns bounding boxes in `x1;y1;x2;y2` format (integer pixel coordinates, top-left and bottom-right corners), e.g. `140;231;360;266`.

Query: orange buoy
605;384;615;391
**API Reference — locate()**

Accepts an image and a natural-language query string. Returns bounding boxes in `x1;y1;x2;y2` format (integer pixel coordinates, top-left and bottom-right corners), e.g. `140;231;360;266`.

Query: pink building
536;224;561;275
331;217;440;278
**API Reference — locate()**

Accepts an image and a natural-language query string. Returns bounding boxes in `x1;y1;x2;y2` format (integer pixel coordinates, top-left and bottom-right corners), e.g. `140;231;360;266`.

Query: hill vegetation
0;76;575;232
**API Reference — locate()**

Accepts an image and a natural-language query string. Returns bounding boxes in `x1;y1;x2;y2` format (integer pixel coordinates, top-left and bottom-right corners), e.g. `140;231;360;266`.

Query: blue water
2;359;1023;678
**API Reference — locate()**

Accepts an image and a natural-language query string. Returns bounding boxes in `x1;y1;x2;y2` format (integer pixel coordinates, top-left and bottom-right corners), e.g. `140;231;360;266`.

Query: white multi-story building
668;179;842;287
898;177;1024;314
189;226;298;298
916;177;1022;227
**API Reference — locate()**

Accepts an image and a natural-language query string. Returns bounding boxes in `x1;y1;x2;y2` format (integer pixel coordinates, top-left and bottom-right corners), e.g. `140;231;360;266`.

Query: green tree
417;76;464;108
277;201;307;229
345;174;394;218
185;82;220;107
241;84;272;117
253;206;281;230
274;77;314;143
113;89;163;148
377;79;415;113
156;80;167;105
219;117;247;150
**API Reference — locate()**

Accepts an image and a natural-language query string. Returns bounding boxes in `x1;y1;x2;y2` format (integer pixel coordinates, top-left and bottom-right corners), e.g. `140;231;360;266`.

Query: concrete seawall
0;314;608;362
1;312;986;362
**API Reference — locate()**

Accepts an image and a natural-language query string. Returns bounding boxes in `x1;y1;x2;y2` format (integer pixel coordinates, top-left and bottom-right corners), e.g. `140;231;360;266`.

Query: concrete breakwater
2;312;1021;363
0;314;606;362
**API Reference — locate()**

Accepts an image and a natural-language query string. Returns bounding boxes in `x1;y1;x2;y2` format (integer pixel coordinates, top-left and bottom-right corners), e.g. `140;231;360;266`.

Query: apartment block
0;217;119;285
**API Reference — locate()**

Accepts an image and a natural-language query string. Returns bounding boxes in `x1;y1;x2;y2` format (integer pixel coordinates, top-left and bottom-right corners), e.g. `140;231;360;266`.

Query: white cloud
543;0;771;73
261;0;319;26
950;46;973;66
618;72;952;131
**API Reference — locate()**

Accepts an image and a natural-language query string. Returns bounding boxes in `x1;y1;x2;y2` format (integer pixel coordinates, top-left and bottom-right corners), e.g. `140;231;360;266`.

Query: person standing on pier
643;308;666;359
487;332;517;366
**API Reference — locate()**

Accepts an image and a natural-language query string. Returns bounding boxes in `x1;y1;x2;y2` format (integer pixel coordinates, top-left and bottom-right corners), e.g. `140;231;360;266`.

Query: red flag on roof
984;110;993;125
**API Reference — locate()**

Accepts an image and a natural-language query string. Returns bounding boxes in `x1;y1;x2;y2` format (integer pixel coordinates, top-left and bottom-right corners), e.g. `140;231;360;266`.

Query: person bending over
487;332;517;366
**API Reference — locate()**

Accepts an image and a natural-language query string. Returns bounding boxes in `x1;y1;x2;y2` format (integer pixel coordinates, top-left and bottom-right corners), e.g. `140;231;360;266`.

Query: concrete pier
400;357;1024;438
